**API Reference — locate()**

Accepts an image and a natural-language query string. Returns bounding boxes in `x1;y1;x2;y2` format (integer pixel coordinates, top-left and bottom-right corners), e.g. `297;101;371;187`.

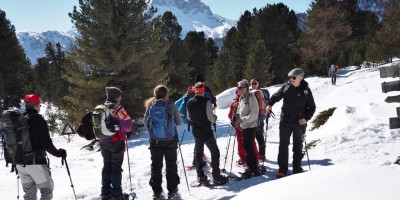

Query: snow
1;63;400;200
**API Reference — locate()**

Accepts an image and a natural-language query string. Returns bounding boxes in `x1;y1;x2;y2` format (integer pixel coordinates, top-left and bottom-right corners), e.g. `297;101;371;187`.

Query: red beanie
195;82;205;94
24;94;41;104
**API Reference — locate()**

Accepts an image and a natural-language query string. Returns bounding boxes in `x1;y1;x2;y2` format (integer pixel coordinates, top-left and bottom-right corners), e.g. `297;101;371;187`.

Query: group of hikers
1;67;316;200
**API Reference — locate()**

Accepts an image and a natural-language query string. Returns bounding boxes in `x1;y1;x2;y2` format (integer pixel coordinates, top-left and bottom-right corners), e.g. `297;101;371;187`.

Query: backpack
1;110;33;170
91;104;118;139
77;111;96;140
260;88;270;104
146;100;176;141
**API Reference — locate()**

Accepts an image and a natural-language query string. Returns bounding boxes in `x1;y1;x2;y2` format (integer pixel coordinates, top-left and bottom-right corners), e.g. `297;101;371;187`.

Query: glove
57;148;67;159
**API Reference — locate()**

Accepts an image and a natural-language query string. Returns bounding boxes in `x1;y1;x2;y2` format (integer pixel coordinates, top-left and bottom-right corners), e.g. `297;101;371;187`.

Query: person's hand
235;118;242;125
57;148;67;159
298;118;307;125
266;105;272;114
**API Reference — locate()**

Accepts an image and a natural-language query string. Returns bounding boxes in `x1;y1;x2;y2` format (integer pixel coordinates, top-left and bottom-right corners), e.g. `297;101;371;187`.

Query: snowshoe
292;167;307;174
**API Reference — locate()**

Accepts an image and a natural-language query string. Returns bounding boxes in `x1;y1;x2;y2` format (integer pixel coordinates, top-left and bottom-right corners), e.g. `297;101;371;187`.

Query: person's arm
206;101;217;123
266;84;286;113
305;88;316;121
172;103;183;126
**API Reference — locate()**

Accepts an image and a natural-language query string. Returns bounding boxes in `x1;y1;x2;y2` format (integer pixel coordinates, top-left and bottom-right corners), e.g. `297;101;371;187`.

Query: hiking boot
213;174;229;185
253;165;266;176
197;175;208;183
101;195;110;200
240;168;255;179
275;170;287;178
153;190;164;200
110;194;129;200
167;188;179;199
259;155;266;161
293;167;306;174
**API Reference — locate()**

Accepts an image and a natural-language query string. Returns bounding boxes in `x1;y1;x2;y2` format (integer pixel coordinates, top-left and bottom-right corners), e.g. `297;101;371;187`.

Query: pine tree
244;39;274;86
64;0;166;120
0;10;32;108
300;0;353;75
376;0;400;62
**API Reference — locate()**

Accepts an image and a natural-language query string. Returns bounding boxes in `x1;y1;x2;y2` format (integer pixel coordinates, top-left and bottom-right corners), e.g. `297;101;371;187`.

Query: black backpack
1;110;33;172
77;111;96;140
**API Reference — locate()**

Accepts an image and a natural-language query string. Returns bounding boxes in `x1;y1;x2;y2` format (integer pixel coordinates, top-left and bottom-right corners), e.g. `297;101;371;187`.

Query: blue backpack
175;86;213;124
146;100;176;141
260;88;270;103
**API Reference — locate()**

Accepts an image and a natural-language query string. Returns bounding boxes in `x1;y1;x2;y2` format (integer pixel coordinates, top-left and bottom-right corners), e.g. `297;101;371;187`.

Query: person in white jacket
235;79;265;178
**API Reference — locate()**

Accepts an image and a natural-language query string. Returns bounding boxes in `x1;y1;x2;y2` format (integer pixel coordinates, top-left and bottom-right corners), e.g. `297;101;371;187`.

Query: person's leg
17;165;38;200
277;121;293;174
255;120;266;160
204;137;221;178
194;138;205;178
149;140;165;196
109;141;125;198
235;128;246;163
165;139;180;194
242;128;257;171
292;124;306;171
100;142;113;197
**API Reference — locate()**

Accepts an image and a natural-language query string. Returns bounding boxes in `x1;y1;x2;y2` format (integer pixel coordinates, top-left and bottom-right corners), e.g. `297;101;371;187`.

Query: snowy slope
1;64;400;199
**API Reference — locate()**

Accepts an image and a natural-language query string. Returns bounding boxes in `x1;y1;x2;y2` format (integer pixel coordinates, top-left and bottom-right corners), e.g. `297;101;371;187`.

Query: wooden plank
385;95;400;103
382;80;400;93
379;64;400;78
389;117;400;129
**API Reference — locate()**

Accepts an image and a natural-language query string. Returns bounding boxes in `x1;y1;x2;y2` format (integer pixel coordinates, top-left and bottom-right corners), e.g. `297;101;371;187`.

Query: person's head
154;85;169;99
288;68;304;87
105;87;123;103
23;94;41;111
250;78;260;90
194;73;204;83
194;82;205;96
237;79;249;96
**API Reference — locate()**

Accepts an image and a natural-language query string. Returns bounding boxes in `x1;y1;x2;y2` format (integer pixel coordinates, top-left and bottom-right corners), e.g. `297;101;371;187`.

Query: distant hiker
98;87;133;200
235;79;265;178
187;82;228;185
17;94;67;200
249;78;267;160
329;65;337;85
228;87;259;165
266;68;316;178
144;85;182;199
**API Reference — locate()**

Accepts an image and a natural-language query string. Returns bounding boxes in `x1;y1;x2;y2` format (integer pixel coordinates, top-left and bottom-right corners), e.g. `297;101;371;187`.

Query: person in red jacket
228;88;259;165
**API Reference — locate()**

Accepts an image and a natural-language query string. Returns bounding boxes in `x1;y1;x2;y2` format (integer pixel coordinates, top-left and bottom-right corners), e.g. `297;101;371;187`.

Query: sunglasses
290;76;297;80
251;82;258;85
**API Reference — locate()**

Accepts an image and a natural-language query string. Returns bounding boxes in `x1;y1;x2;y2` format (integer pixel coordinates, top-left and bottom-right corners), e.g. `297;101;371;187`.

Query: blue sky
0;0;312;32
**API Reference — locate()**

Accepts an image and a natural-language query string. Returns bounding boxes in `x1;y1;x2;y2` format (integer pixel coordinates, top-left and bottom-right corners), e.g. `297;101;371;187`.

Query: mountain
17;0;236;65
357;0;386;19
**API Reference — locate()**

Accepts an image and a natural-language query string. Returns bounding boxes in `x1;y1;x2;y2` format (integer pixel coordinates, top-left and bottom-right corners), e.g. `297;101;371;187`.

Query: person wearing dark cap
187;82;228;185
16;94;66;200
235;79;265;178
100;87;133;200
266;68;316;178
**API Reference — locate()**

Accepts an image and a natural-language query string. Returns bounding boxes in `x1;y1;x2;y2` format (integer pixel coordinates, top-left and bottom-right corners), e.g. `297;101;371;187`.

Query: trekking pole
17;174;20;199
221;125;232;172
62;158;77;200
177;126;187;155
125;140;134;195
178;141;190;192
301;125;311;171
228;131;237;178
213;123;217;139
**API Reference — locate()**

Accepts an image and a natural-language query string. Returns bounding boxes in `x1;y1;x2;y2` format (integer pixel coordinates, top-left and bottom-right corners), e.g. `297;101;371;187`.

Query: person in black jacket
266;68;316;178
17;94;67;200
187;82;228;184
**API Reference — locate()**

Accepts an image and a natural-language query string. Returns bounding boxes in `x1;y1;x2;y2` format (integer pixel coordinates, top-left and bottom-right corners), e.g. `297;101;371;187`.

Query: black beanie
105;87;122;99
194;74;204;83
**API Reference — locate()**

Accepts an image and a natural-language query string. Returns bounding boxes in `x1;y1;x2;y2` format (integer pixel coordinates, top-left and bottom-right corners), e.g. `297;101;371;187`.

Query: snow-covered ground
1;64;400;200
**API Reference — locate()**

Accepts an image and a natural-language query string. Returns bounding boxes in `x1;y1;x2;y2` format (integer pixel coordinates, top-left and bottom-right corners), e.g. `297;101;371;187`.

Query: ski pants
255;120;266;158
16;164;54;200
149;137;180;195
235;127;259;163
100;141;125;198
194;136;221;178
243;127;258;171
278;120;306;174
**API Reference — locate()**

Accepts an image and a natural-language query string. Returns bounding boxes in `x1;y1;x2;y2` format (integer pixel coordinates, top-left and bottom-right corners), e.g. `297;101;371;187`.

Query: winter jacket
187;95;217;140
24;108;60;164
329;66;337;76
237;92;259;129
269;80;316;122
